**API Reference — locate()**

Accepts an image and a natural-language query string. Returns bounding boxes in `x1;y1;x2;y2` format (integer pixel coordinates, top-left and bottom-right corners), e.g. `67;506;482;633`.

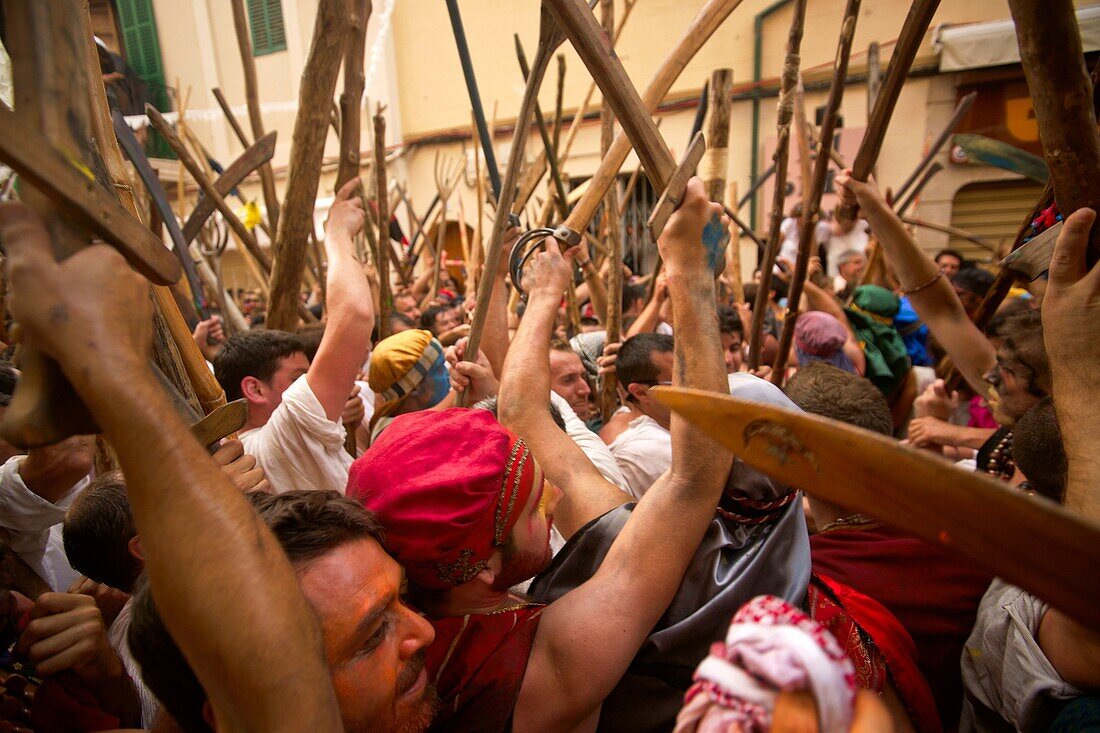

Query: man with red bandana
350;177;734;731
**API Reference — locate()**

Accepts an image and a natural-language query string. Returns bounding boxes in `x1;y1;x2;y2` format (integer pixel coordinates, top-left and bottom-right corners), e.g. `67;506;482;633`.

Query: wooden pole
838;0;942;220
867;41;882;112
374;106;392;339
81;9;225;418
1008;0;1100;265
703;69;734;204
727;181;745;302
266;0;352;331
230;0;282;233
748;0;807;371
337;0;372;190
772;0;861;384
599;0;624;423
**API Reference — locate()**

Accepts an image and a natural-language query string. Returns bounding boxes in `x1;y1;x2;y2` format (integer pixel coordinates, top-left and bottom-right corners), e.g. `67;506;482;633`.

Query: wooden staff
516;0;640;216
1009;0;1100;265
599;0;624;422
792;73;813;213
899;215;995;251
515;36;569;221
867;41;882;111
656;387;1100;631
894;161;942;216
145;107;272;274
893;93;976;204
457;6;567;406
266;0;352;331
374;106;392;340
772;0;861;384
839;0;942;221
337;0;372;190
230;0;282;233
703;70;734;207
726;182;746;302
748;0;807;371
550;0;746;264
470;112;486;300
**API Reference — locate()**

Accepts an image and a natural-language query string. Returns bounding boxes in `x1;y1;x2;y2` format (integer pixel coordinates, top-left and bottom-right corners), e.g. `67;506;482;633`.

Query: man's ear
474;551;503;587
127;535;144;563
240;376;266;405
626;383;648;404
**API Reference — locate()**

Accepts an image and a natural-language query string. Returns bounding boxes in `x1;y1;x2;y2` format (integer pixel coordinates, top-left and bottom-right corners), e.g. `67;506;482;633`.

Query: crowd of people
0;121;1098;732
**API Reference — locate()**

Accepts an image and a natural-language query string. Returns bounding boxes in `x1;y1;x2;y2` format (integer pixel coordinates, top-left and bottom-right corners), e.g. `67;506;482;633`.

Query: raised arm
478;227;520;378
497;240;631;539
516;179;734;729
307;178;375;421
1037;206;1100;687
625;273;669;338
575;241;609;326
836;170;996;394
0;204;342;731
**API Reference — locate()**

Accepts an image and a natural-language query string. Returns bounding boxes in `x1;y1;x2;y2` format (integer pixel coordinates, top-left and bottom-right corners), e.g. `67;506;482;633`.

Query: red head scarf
347;408;539;589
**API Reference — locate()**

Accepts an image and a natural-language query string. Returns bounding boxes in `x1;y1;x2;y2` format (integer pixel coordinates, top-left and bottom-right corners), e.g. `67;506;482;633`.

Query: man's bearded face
298;538;438;733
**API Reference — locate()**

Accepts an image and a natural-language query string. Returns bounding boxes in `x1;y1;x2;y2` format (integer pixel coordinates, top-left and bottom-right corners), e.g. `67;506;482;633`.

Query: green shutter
247;0;288;56
116;0;174;158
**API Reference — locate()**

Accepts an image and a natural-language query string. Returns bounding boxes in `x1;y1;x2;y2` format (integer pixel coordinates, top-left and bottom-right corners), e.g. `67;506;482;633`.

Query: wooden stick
726;182;745;302
337;0;372;190
839;0;941;220
894;161;942;216
656;387;1100;632
867;41;882;112
266;0;352;331
230;0;281;233
458;7;566;406
471;111;486;300
146;106;273;274
515;35;569;220
749;0;807;371
703;70;734;205
551;0;745;245
899;215;996;252
893;93;975;204
374;106;392;339
176;80;190;220
772;0;860;384
599;0;624;423
212;87;251;150
792;73;813;214
1008;0;1100;265
0;2;117;444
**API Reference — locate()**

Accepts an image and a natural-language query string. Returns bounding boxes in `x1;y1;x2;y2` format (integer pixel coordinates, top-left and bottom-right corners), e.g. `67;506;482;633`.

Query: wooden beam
266;0;352;331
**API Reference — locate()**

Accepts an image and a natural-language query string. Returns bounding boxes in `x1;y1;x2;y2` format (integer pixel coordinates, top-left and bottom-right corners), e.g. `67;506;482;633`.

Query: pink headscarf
674;595;856;733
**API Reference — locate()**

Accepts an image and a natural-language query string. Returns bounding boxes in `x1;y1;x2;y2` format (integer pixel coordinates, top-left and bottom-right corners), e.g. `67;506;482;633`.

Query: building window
248;0;287;56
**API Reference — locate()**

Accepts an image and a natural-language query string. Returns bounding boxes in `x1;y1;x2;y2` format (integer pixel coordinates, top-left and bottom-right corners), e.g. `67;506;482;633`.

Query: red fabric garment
350;409;539;589
810;522;993;730
425;605;543;733
967;396;999;429
809;573;943;733
31;671;122;732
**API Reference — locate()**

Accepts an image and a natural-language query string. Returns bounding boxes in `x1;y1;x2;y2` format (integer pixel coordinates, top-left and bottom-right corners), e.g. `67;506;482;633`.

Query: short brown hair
997;309;1049;397
784;362;893;436
128;491;385;732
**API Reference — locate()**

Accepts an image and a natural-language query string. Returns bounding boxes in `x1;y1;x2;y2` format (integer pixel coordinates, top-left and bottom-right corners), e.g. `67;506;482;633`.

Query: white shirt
777;217;801;269
826;219;870;276
607;414;671;499
109;598;159;727
549;391;630;493
240;375;353;495
0;455;87;591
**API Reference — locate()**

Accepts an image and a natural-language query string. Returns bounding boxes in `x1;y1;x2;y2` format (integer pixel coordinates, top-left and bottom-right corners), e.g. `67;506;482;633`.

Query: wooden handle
838;0;941;220
561;0;742;234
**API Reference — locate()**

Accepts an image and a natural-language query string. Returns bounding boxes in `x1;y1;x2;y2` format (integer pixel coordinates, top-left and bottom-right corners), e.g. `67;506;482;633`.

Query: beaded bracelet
899;268;944;295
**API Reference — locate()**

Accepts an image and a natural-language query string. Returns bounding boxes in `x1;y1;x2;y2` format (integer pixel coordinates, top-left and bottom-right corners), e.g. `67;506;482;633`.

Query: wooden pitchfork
421;152;464;309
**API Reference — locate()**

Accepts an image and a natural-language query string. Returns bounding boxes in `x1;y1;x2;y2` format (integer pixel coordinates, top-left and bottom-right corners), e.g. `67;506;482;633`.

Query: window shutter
115;0;174;158
247;0;288;56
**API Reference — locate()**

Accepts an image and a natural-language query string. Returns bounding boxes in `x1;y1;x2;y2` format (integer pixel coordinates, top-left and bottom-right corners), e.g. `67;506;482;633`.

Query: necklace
487;601;540;616
818;513;878;534
985;430;1015;481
